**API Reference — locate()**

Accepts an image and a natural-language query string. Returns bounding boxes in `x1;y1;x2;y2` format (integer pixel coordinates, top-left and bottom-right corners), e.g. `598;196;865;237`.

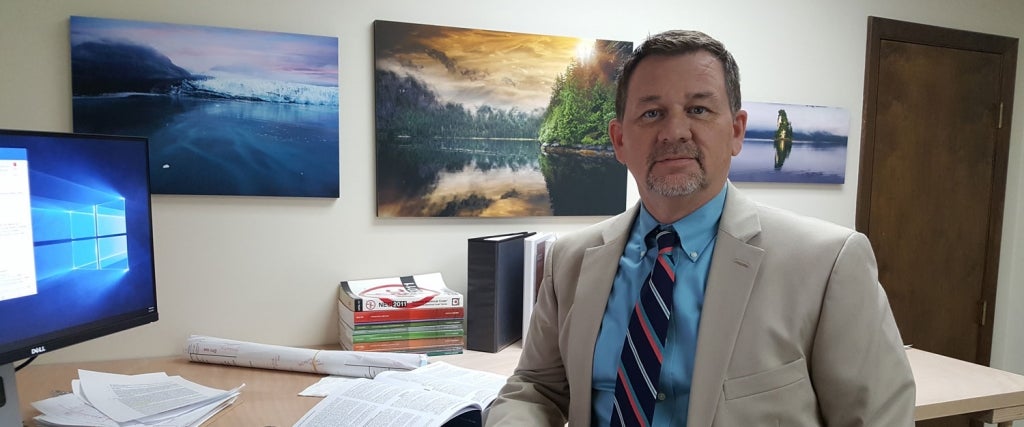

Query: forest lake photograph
69;16;340;198
373;20;631;217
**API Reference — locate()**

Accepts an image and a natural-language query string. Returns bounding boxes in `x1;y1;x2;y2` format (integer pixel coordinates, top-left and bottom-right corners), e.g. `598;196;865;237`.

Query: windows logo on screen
70;199;129;270
34;197;130;280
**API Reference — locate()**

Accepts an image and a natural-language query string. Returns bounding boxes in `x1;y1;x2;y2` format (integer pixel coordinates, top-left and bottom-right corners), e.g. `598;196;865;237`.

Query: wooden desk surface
908;348;1024;423
16;345;524;426
17;345;1024;425
17;355;324;426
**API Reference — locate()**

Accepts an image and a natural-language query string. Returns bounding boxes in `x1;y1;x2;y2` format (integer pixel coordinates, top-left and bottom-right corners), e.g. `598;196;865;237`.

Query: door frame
857;16;1017;365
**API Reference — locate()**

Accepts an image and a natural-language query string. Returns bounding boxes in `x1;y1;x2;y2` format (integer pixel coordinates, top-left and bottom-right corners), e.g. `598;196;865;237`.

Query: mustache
648;142;702;165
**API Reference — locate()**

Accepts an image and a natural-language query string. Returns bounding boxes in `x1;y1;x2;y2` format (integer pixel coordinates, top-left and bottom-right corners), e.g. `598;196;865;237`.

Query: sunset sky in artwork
374;21;607;113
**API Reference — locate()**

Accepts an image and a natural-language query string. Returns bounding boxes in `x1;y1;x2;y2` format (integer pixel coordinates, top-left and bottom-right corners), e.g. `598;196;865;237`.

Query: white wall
2;0;1022;389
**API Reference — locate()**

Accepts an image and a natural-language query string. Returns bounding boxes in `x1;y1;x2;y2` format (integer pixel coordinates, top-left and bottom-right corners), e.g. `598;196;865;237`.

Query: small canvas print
373;20;631;217
731;101;849;184
70;16;340;197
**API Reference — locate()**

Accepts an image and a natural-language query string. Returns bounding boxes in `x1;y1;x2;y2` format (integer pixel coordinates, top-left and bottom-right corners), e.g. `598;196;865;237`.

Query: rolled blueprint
184;335;427;379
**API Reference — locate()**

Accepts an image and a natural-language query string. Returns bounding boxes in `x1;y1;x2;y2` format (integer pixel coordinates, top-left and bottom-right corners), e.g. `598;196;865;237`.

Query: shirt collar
637;184;727;262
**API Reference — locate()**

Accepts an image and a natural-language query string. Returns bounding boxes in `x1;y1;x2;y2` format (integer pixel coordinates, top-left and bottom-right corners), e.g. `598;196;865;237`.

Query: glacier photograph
69;16;340;198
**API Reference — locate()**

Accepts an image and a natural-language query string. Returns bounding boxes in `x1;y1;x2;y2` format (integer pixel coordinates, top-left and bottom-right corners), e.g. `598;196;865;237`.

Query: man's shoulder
755;203;849;230
747;202;860;248
723;186;856;242
552;209;634;251
559;214;621;243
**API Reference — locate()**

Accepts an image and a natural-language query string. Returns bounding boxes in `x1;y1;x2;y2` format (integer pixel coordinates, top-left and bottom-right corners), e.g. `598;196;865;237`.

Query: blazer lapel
564;204;638;424
687;183;765;427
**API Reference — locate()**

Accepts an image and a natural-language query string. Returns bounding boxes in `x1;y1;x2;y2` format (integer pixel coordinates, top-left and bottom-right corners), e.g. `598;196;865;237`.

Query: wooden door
858;16;1016;426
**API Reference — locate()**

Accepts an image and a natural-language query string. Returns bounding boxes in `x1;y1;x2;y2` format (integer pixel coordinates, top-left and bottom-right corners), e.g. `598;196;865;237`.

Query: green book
352;329;465;343
353;324;463;336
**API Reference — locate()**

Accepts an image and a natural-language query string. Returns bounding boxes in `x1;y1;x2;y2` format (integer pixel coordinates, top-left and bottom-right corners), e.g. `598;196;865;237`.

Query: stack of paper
30;370;243;427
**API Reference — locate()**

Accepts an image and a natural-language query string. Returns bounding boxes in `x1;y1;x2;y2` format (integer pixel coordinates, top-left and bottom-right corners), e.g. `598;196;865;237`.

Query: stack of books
338;272;465;356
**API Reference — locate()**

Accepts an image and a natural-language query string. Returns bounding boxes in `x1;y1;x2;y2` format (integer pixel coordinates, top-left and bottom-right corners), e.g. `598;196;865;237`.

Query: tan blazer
485;183;915;426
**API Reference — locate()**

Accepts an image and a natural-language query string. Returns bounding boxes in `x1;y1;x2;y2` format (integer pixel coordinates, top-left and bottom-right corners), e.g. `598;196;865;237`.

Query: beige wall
2;0;1022;408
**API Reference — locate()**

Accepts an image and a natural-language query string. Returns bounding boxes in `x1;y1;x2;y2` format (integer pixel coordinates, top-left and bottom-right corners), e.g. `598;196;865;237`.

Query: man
484;30;915;426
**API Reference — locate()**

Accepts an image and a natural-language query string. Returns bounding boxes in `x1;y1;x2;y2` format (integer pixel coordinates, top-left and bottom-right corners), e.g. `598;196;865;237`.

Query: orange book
348;336;465;352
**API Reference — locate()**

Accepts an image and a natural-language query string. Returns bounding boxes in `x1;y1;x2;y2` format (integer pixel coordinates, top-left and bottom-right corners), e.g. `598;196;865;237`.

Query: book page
292;378;479;427
293;361;509;427
374;361;508;407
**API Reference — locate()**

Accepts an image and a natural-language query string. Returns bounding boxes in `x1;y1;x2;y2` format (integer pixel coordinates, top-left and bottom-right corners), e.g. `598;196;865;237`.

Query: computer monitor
0;129;158;425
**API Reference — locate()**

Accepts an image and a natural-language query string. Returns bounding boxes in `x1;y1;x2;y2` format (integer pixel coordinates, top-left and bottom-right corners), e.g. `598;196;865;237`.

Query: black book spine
466;234;528;352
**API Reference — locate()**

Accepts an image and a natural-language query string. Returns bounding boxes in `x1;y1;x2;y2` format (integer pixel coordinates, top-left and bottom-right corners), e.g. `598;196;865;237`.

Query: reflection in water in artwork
73;95;339;197
730;138;846;184
376;137;625;217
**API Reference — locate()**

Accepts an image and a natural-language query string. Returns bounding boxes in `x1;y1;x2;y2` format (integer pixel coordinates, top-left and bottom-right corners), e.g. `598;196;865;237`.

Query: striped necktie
611;226;679;427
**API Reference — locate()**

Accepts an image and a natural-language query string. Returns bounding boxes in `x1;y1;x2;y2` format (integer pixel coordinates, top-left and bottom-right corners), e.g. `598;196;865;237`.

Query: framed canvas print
70;16;340;197
730;101;849;184
373;20;631;217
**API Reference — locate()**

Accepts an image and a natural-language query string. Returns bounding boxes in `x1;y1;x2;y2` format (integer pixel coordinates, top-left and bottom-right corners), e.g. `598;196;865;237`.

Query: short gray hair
614;30;741;120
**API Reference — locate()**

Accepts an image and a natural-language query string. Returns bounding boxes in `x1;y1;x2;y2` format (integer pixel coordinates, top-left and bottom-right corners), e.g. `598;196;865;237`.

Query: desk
17;346;1024;426
16;346;523;426
908;348;1024;425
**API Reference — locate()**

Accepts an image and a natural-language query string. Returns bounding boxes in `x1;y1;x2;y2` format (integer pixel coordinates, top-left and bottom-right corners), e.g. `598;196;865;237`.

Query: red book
340;305;465;328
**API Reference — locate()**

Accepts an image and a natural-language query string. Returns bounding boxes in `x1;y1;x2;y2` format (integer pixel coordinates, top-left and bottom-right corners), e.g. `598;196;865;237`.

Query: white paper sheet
33;372;241;427
298;376;359;397
33;391;239;427
32;393;120;427
76;370;236;423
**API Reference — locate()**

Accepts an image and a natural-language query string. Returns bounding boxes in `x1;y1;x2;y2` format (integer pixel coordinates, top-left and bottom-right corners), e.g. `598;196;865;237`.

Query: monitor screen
0;129;158;366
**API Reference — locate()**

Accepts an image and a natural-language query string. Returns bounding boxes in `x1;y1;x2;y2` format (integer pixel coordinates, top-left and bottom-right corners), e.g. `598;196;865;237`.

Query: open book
293;361;508;427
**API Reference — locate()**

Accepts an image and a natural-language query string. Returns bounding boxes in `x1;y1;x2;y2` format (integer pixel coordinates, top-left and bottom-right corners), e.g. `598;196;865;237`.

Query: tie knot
651;226;679;251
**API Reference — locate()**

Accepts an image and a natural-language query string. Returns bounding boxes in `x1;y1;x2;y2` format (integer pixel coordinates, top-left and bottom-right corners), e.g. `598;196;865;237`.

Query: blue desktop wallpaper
0;131;156;351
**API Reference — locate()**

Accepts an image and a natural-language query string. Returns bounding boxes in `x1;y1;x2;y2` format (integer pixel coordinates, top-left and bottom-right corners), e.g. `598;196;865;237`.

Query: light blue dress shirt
592;185;726;426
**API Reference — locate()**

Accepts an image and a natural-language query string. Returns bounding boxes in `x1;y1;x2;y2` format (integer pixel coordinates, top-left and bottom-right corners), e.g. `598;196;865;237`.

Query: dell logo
30;346;46;355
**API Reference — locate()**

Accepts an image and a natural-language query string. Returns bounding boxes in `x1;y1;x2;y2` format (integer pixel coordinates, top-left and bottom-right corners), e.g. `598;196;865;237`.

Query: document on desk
76;370;242;423
33;390;237;427
184;334;427;378
30;370;241;426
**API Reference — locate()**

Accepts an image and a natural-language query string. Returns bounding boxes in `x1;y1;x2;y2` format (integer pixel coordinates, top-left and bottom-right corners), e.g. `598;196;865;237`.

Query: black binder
466;231;534;353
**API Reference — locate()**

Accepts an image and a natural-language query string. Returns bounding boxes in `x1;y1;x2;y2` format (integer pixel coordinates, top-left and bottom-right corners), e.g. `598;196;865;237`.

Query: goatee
646;143;708;197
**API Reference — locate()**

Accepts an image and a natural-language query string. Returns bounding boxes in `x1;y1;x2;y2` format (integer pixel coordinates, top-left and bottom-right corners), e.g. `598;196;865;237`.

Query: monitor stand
0;362;23;426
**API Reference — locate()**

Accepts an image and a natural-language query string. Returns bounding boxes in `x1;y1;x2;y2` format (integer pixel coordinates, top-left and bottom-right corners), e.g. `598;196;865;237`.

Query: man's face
610;51;746;208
